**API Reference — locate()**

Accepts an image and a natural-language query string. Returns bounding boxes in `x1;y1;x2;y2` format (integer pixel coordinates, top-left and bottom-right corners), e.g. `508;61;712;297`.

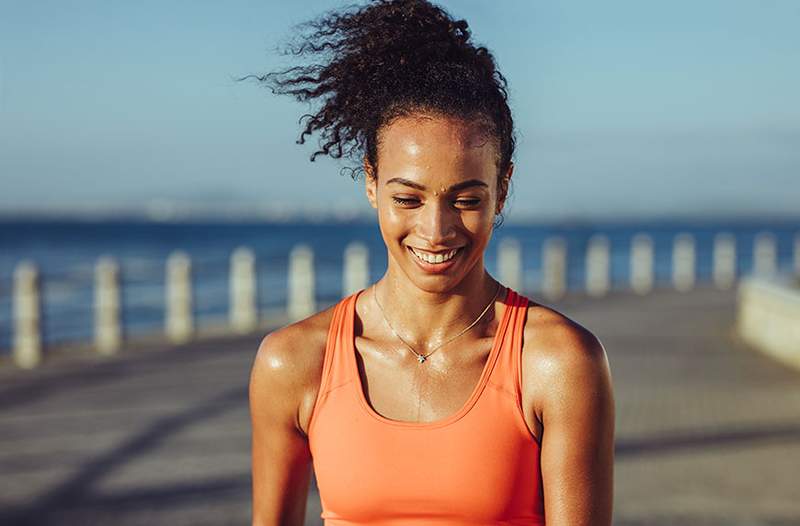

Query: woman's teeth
410;247;460;264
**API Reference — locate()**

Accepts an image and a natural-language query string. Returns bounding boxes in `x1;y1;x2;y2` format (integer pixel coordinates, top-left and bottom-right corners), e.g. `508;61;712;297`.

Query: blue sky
0;0;798;220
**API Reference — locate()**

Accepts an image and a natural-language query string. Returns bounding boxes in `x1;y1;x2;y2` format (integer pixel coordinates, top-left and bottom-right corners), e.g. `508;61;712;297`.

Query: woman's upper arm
532;321;616;526
249;327;315;526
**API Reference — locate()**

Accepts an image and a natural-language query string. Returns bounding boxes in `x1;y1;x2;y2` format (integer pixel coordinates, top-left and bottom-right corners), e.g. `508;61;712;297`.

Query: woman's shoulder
522;302;606;363
249;303;339;435
254;307;334;375
520;301;612;421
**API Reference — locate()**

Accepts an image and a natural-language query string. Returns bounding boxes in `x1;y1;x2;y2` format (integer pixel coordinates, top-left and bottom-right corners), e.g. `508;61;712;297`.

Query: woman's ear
364;158;378;210
496;162;514;214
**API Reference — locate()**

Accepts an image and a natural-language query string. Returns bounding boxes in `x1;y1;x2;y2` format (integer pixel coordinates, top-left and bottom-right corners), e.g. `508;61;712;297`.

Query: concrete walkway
1;287;798;525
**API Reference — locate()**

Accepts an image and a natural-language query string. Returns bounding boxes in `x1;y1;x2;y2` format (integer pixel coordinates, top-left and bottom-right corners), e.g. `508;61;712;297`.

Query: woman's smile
407;245;465;273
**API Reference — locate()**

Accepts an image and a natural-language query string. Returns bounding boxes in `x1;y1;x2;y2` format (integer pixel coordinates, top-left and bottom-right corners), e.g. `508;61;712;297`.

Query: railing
4;230;800;369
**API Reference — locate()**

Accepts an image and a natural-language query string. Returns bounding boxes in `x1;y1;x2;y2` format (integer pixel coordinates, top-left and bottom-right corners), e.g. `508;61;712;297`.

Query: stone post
288;244;315;321
13;261;42;369
753;231;777;277
712;233;736;289
498;237;522;292
630;234;654;295
230;247;257;333
586;235;610;297
94;257;122;355
672;233;695;292
166;251;193;343
795;233;800;277
343;242;369;296
542;237;566;301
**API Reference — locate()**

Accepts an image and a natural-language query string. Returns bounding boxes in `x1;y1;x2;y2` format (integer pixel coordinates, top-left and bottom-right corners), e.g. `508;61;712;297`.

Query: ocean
0;218;798;352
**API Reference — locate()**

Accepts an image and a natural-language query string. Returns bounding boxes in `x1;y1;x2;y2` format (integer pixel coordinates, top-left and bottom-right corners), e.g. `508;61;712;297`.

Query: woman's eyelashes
390;196;417;206
390;196;482;208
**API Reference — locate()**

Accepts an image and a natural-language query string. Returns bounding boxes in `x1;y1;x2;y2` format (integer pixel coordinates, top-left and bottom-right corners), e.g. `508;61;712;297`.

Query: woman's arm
249;327;316;526
526;317;616;526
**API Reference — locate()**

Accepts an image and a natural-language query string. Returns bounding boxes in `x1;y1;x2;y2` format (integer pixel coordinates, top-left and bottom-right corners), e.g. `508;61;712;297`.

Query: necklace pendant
417;354;426;363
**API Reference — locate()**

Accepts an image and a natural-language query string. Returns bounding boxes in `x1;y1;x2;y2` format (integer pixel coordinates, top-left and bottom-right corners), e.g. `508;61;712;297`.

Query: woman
249;1;615;524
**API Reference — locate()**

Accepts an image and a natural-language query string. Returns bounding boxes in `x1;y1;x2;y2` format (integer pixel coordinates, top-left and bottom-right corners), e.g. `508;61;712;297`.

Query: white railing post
672;233;695;292
712;233;736;289
630;234;653;295
794;233;800;277
288;244;315;321
94;257;122;355
498;237;522;292
13;261;42;369
230;247;257;333
343;242;369;297
166;251;193;343
542;237;566;301
753;232;777;277
586;235;610;297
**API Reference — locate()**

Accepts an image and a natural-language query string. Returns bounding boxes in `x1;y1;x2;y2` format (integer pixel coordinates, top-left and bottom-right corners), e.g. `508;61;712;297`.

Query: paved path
1;287;799;525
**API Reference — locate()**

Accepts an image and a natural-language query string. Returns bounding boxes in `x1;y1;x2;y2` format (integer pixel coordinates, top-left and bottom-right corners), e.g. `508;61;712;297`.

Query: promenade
1;287;798;525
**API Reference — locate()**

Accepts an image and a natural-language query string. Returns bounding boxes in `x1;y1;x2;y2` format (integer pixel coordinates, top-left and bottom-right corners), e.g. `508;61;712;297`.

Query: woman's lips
407;246;463;274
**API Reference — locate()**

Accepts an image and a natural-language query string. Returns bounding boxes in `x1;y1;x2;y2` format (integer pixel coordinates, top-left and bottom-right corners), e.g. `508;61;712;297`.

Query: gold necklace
371;282;502;364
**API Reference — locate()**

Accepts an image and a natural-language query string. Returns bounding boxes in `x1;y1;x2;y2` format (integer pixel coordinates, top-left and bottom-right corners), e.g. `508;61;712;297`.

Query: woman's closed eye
390;196;482;208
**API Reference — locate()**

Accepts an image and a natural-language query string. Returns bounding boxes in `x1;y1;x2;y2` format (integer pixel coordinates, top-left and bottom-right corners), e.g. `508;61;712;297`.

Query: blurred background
1;1;798;525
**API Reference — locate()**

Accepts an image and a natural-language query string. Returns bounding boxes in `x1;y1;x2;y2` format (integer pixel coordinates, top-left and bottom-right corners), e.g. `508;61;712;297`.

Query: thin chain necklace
372;281;502;364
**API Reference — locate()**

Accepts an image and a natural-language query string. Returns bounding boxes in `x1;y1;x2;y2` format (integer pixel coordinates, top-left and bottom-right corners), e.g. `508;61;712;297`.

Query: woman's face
365;113;511;293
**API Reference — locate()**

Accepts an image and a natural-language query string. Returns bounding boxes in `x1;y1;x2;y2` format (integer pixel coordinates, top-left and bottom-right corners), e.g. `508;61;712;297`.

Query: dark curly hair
250;0;515;221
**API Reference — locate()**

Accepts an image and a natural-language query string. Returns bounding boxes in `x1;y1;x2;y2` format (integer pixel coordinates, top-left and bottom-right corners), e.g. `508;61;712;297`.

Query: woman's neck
371;262;502;351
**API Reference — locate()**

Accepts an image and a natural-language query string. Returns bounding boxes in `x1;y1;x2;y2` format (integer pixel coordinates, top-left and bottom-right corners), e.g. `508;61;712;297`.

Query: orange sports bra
308;287;545;525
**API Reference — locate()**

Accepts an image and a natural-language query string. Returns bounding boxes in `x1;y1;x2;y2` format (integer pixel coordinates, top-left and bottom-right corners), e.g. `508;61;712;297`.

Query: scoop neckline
347;285;514;429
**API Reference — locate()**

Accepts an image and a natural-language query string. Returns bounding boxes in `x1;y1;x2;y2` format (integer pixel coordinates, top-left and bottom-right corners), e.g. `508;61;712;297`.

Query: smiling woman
248;1;615;525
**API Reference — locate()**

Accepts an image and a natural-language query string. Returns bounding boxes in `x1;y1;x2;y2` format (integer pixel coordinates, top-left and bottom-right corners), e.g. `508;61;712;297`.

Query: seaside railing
4;231;800;369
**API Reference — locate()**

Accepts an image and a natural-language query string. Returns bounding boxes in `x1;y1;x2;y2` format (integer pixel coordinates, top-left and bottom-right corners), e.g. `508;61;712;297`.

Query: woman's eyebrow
385;177;488;192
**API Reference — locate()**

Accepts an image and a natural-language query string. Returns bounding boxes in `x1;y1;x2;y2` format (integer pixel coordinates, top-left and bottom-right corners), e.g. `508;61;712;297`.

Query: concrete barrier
672;233;695;292
166;251;193;343
794;233;800;277
288;244;316;321
498;237;522;292
8;228;797;369
737;275;800;371
713;233;736;290
343;242;369;296
753;232;777;277
542;237;566;300
230;247;258;333
586;235;610;297
13;261;42;368
630;234;654;295
94;257;122;355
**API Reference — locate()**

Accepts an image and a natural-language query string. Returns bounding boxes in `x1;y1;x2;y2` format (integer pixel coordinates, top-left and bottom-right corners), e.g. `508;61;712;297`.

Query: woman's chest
309;382;544;524
353;339;542;439
354;343;492;424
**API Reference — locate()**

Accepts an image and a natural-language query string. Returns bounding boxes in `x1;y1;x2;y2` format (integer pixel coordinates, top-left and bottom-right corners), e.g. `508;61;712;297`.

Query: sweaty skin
250;114;615;526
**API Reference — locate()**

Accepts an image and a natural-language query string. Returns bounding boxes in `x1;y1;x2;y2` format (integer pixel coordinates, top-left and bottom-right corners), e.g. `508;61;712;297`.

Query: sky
1;0;798;221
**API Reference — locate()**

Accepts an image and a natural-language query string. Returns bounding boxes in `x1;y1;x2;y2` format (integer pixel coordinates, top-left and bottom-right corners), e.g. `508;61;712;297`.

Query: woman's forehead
376;114;497;180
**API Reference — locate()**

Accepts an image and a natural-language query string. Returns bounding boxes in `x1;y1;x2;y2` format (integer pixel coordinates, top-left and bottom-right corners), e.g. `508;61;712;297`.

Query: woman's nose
418;199;456;245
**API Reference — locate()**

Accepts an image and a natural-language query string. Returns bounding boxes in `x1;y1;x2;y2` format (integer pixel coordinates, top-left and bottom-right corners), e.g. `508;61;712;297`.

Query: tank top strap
487;286;530;400
316;290;361;402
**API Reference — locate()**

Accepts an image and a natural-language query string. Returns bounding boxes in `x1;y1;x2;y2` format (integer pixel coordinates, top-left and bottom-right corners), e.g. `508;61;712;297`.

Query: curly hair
250;0;515;224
